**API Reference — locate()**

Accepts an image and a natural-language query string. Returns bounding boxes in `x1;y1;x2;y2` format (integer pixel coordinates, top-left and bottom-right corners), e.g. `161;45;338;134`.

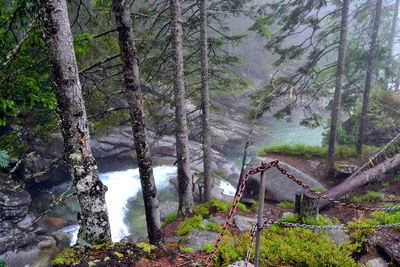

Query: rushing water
55;165;236;244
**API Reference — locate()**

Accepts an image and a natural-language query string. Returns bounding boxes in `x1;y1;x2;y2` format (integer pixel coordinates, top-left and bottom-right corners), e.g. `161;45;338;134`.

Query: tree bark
43;0;111;245
200;0;212;202
357;0;383;155
319;153;400;209
325;0;349;178
170;0;194;215
112;0;163;246
387;0;400;89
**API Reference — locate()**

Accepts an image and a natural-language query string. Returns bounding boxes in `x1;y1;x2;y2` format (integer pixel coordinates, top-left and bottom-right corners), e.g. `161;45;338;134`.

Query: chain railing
204;160;400;267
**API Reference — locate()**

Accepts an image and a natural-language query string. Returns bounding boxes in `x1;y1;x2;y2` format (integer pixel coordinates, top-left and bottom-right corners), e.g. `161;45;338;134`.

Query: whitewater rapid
62;165;236;244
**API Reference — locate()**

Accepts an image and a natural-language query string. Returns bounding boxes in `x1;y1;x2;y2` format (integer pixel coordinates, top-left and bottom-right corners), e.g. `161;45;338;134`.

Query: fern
0;150;9;168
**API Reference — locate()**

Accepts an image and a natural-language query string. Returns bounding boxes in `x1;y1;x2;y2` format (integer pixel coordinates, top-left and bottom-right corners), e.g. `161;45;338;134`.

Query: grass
277;201;295;209
257;143;377;160
349;191;383;202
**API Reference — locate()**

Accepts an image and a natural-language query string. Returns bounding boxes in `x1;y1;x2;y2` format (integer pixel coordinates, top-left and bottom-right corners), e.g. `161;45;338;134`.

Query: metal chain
204;161;277;267
204;160;400;266
270;221;400;230
272;161;400;212
244;222;258;264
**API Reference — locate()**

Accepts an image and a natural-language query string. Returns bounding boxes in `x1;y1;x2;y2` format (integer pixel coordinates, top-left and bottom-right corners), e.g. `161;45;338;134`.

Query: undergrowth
257;143;376;159
207;225;361;267
349;191;383;202
277;201;295;209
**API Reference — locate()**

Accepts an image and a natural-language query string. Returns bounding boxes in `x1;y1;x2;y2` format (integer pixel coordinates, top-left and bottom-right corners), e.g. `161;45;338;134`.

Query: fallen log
319;153;400;209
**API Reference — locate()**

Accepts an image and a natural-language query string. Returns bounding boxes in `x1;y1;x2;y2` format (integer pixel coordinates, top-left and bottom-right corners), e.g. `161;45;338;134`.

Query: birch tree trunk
357;0;383;155
43;0;111;245
325;0;349;178
200;0;212;202
112;0;163;246
170;0;194;215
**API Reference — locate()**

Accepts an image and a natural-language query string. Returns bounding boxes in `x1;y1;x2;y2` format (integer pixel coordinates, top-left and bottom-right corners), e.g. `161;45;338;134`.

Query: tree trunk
112;0;163;246
200;0;212;202
357;0;383;155
389;0;400;56
295;192;319;219
319;153;400;209
325;0;349;178
43;0;111;245
387;0;400;89
170;0;194;215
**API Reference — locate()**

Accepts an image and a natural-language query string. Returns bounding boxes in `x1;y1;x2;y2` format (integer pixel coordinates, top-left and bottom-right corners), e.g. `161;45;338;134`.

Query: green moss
349;191;383;202
162;211;178;225
315;187;326;193
88;260;100;266
103;256;111;261
212;226;362;267
204;222;223;232
193;204;210;217
180;247;194;253
113;251;124;258
280;213;336;226
177;215;203;235
277;201;295;209
257;143;377;160
135;242;156;253
52;247;84;265
0;259;5;267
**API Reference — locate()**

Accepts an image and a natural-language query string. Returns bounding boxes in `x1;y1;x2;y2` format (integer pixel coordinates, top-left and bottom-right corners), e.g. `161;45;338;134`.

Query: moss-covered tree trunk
112;0;163;246
170;0;194;215
42;0;111;245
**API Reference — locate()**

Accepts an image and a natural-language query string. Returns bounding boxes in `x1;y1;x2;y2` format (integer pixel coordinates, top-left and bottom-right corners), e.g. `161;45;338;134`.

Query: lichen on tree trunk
42;0;111;245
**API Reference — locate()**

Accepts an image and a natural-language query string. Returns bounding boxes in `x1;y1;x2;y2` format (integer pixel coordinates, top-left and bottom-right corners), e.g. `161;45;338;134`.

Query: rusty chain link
204;161;277;267
204;160;400;266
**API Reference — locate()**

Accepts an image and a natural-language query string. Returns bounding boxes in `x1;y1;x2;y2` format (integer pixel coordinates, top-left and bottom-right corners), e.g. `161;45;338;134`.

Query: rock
335;164;357;179
243;157;326;202
181;229;219;252
233;215;257;232
51;231;72;249
281;212;293;219
38;236;56;250
208;216;225;225
0;185;31;224
308;160;321;169
120;233;142;243
226;261;254;267
159;201;179;220
365;258;388;267
325;229;349;246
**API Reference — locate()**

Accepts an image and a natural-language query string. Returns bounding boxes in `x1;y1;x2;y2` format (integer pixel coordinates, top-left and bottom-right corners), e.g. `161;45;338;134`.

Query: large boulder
180;229;219;252
0;185;31;224
243;157;326;202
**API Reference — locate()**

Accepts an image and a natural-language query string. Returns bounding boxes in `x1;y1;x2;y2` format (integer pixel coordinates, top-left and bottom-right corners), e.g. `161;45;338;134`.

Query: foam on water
62;165;235;245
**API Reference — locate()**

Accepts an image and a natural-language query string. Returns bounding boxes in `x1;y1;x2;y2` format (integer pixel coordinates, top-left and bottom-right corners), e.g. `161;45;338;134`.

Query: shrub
205;222;223;232
349;191;383;202
0;150;9;169
0;259;5;267
277;201;295;209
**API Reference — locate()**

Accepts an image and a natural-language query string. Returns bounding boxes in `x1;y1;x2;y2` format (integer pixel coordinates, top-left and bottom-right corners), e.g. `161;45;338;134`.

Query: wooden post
254;171;266;267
